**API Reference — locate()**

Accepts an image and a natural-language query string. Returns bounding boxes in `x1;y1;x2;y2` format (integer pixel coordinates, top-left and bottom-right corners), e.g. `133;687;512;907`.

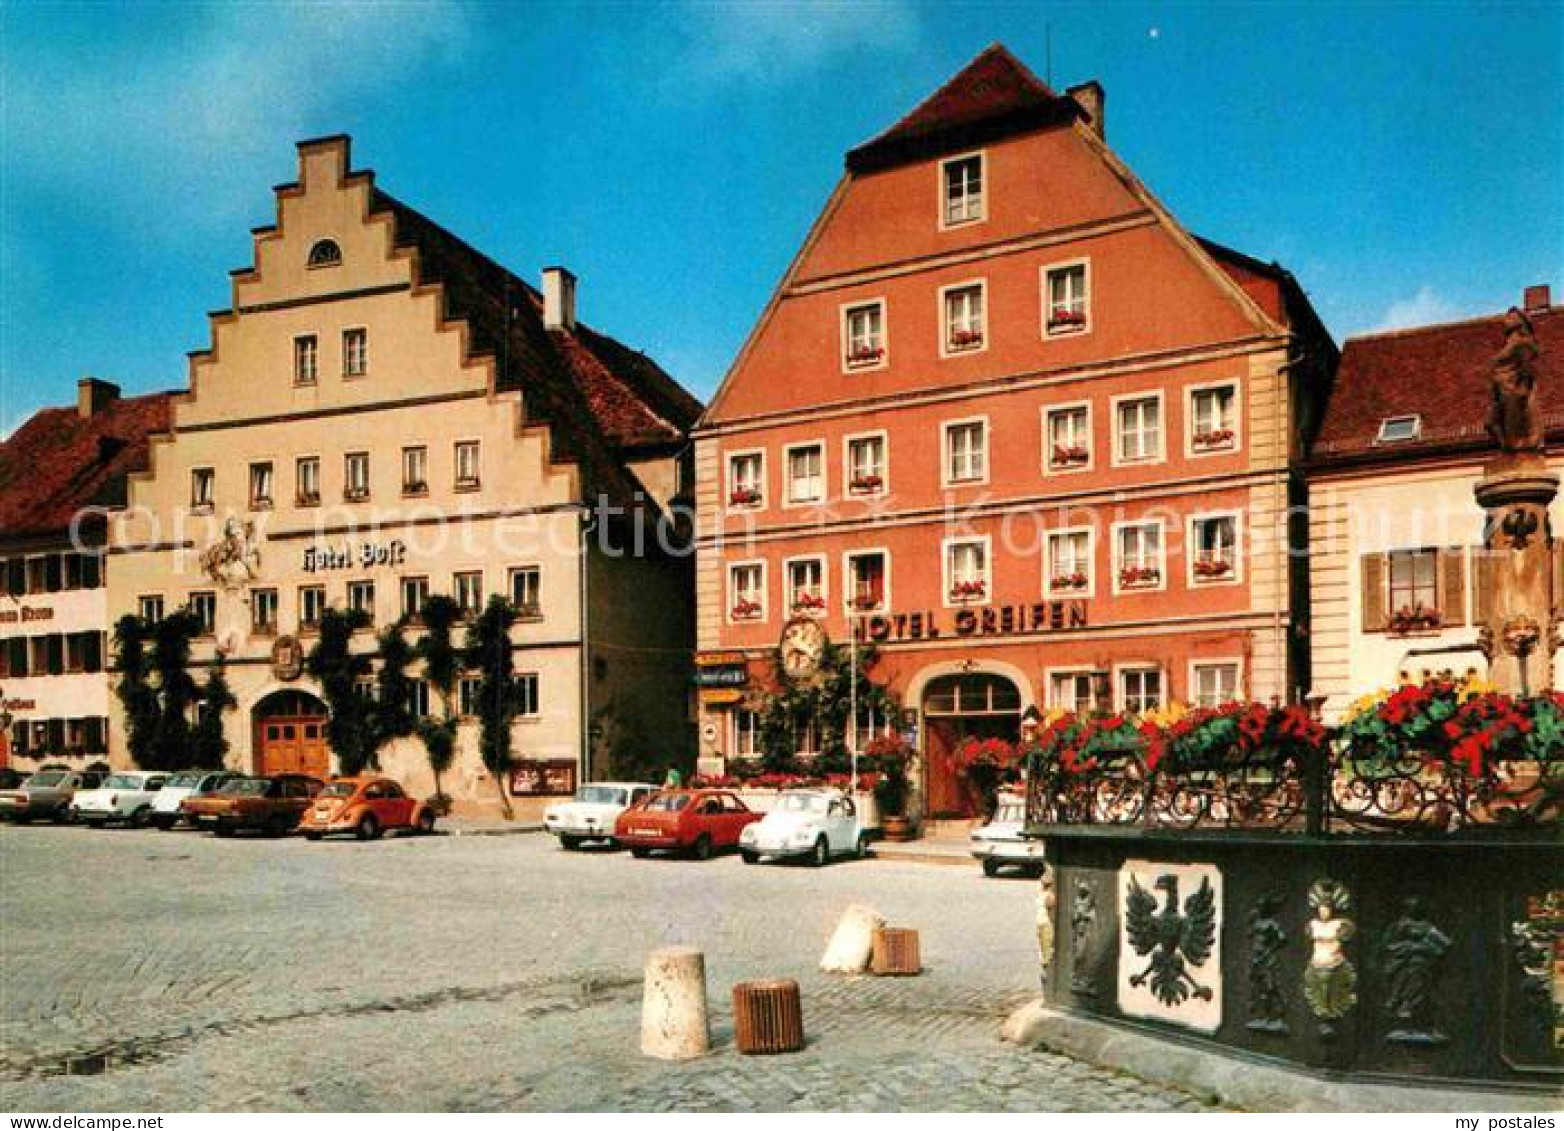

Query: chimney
1067;80;1106;140
1523;284;1552;313
542;266;577;332
77;377;120;419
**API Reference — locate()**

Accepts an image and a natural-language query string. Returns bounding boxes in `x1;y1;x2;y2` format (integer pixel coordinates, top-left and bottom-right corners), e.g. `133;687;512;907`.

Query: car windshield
103;774;143;789
644;794;690;812
225;779;269;795
27;771;67;788
777;793;828;813
320;782;358;798
165;773;202;788
578;786;627;805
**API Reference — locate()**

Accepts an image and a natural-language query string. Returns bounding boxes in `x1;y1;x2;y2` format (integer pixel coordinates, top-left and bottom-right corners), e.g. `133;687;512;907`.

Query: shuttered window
1361;553;1387;632
1439;547;1467;626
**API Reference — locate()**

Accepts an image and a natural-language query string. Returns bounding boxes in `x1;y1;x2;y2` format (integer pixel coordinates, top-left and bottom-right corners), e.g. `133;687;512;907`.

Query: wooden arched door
253;690;330;779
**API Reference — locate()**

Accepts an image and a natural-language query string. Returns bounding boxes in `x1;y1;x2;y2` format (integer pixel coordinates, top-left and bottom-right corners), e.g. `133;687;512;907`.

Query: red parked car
298;776;437;840
614;789;761;860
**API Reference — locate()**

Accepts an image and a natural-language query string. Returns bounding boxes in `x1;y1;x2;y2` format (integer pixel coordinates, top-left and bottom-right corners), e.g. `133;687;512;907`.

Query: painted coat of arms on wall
1117;859;1224;1032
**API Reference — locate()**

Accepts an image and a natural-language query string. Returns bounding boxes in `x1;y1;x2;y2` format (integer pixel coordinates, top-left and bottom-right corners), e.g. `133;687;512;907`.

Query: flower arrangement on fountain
1030;702;1328;776
1386;603;1442;634
1340;677;1564;775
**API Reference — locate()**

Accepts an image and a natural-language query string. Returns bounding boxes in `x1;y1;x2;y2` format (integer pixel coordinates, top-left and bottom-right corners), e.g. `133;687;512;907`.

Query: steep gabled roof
1;390;174;542
1313;300;1563;468
847;43;1081;173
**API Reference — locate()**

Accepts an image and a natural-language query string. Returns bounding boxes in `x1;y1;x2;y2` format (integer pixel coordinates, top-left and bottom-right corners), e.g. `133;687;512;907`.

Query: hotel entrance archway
921;672;1021;818
253;690;330;779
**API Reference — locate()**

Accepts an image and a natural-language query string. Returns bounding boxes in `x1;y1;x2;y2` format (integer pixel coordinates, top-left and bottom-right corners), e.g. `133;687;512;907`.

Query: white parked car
544;782;658;849
740;788;867;867
147;770;242;829
970;797;1045;877
71;771;171;827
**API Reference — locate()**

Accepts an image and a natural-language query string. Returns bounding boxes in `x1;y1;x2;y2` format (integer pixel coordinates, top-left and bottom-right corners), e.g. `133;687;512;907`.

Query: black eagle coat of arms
1125;873;1217;1006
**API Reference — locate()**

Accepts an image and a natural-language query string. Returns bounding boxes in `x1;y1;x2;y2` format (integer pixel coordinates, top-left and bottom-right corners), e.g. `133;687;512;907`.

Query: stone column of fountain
1475;308;1557;696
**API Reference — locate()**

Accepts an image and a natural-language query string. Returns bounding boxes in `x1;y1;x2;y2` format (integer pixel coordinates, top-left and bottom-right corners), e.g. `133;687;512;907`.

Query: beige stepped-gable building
107;136;701;815
1308;283;1561;720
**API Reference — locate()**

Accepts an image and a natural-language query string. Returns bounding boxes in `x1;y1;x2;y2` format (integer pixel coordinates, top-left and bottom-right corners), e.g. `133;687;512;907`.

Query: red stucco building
692;45;1335;817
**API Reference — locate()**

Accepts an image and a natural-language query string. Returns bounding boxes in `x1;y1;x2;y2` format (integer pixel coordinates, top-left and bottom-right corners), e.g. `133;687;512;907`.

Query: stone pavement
0;823;1215;1112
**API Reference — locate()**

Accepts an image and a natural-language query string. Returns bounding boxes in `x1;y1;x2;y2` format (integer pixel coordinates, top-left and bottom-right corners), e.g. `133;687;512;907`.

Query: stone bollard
640;946;710;1060
820;904;885;973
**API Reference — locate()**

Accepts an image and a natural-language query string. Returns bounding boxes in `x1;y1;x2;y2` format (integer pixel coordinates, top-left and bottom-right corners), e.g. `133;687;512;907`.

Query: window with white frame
1192;663;1240;708
943;283;986;352
248;462;273;509
138;594;164;624
407;679;431;719
728;452;763;508
946;538;988;603
342;328;368;377
347;580;376;623
729;563;764;621
296;456;320;505
1047;530;1092;594
344;452;370;500
786;444;824;505
1119;667;1163;714
1191;386;1237;452
944;420;986;484
1045;264;1089;334
846;434;886;495
299;585;325;631
1050;670;1106;714
294;335;318;384
786;558;825;615
191;468;214;510
458;675;482;718
401;576;429;620
510;566;541;616
188;592;216;635
732;709;761;758
1388;549;1439;623
847;551;887;612
1047;405;1090;469
402;446;428;495
455;441;480;489
1192;515;1239;582
454;571;483;615
843;302;885;368
515;672;540;717
942;154;983;225
251;588;279;635
1117;522;1163;590
1116;396;1162;462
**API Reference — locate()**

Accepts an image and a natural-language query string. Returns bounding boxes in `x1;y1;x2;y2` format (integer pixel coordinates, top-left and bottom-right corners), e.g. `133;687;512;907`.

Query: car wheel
812;836;830;867
855;832;870;859
130;807;151;829
415;809;436;836
267;814;296;838
304;831;323;841
740;850;759;865
560;834;582;851
691;834;713;861
214;823;233;838
982;858;1001;878
355;814;379;841
630;846;651;859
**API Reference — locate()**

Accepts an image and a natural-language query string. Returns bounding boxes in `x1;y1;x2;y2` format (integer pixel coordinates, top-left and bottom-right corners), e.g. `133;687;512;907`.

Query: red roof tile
0;390;173;542
1313;303;1564;467
847;43;1079;172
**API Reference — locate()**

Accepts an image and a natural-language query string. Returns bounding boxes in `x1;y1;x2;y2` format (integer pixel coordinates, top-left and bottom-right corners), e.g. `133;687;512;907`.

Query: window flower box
344;487;369;502
846;346;884;366
296;491;320;507
1051;571;1089;592
1047;309;1088;332
950;579;987;601
848;474;883;495
516;601;543;620
948;329;984;350
791;593;826;613
1119;565;1160;589
1193;428;1236;451
1051;444;1090;468
729;486;762;507
403;480;428;495
1194;558;1235;580
851;595;883;613
731;598;763;621
1387;604;1442;635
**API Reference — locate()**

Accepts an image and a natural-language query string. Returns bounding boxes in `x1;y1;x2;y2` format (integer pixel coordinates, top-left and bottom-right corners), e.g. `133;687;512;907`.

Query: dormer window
1378;415;1422;444
307;239;342;268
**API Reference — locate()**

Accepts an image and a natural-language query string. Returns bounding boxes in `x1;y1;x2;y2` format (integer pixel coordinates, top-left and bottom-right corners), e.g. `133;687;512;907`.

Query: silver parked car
970;797;1045;877
0;769;108;823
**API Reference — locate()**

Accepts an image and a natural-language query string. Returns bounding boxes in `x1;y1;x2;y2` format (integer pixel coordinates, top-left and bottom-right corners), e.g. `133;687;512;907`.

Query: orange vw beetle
299;776;437;840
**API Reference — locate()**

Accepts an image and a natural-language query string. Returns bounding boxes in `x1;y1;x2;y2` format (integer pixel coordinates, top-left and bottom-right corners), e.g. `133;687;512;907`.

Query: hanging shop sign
853;600;1088;644
302;540;407;573
699;688;745;707
694;650;750;689
508;760;577;797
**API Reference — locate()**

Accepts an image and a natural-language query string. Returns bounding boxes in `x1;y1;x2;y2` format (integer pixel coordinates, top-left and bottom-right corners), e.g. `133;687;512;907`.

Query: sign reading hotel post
302;540;408;573
853;599;1088;645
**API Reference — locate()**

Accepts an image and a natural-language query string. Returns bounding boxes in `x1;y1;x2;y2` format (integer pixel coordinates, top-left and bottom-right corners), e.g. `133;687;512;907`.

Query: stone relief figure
199;517;262;590
1485;307;1544;455
1303;879;1357;1036
1069;879;1099;996
1124;873;1217;1006
1036;865;1056;992
1381;896;1453;1045
1246;891;1289;1033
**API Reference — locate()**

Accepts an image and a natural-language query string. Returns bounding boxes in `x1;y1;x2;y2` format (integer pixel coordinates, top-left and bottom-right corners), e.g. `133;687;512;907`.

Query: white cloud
1368;286;1464;333
5;3;471;232
675;0;920;85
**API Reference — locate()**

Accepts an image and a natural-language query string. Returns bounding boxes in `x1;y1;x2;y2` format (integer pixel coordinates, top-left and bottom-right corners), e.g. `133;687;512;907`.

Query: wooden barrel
732;978;804;1054
871;927;922;976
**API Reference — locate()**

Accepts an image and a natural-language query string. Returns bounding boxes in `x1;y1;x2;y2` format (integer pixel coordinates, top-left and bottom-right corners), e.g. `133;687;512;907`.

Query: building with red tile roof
1307;284;1559;718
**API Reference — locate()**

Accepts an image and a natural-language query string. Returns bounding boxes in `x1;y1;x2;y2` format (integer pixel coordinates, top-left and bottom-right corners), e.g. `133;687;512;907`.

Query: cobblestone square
0;824;1214;1111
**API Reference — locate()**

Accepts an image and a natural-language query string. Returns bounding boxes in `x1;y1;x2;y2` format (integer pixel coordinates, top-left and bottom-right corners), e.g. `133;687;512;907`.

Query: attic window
307;239;342;269
1377;415;1422;444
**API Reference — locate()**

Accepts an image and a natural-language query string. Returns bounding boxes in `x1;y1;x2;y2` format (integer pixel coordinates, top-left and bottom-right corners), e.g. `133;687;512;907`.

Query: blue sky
3;1;1560;433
